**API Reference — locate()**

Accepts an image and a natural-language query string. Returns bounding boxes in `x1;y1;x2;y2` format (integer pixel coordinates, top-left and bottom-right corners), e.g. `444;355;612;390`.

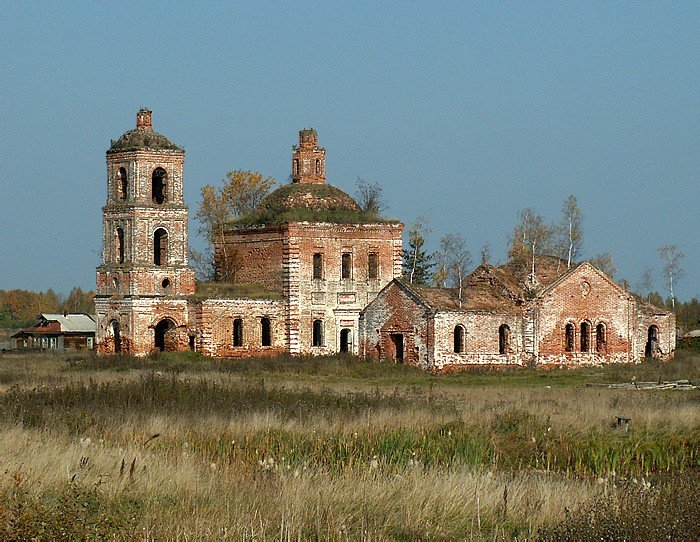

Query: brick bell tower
292;128;325;184
95;109;195;354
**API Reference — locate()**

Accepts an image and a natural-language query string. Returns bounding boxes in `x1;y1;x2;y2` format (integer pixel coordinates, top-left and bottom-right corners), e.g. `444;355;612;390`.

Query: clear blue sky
1;1;697;300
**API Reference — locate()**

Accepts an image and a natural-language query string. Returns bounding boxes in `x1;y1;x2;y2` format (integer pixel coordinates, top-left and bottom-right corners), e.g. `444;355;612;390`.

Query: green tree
194;170;275;281
402;219;434;285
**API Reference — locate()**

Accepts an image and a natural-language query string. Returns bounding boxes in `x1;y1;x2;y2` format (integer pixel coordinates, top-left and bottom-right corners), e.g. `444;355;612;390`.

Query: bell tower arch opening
152;168;168;204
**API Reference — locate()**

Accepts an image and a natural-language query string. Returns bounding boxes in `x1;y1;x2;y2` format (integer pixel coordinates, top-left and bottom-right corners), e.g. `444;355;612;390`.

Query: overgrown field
0;351;697;540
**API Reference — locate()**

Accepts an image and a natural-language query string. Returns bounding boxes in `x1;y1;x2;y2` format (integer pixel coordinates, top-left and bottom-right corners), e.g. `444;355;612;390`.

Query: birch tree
438;233;472;307
658;245;684;309
560;195;583;268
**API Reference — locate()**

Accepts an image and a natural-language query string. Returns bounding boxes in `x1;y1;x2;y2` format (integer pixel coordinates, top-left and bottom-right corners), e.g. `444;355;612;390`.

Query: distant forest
0;286;697;334
0;288;94;330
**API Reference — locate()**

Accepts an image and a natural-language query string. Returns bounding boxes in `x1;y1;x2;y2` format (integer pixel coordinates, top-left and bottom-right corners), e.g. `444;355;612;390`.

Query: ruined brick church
95;110;675;370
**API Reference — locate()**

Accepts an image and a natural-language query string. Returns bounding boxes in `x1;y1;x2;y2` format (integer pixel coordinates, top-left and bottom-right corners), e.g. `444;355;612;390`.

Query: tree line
0;287;94;330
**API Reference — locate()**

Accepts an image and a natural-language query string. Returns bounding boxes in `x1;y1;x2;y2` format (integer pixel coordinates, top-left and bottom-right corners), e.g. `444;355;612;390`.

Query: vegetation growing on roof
233;181;398;225
190;281;283;300
108;129;183;152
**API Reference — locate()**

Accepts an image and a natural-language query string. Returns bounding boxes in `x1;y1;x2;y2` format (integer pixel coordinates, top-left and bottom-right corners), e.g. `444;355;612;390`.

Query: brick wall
196;298;286;357
534;264;635;365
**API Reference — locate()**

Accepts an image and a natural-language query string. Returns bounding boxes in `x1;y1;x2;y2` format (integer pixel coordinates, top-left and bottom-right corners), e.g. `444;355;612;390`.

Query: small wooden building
12;313;96;351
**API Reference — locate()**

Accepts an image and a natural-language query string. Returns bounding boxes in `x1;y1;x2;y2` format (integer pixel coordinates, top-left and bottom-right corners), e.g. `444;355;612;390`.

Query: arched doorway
645;325;659;358
154;319;176;352
110;320;122;353
340;328;352;353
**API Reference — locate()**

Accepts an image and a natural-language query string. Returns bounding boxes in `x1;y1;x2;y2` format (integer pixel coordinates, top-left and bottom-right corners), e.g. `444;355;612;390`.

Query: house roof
38;314;97;333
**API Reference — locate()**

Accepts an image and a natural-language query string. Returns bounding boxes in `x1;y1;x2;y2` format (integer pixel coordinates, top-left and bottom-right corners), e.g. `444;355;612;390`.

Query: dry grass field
0;350;697;540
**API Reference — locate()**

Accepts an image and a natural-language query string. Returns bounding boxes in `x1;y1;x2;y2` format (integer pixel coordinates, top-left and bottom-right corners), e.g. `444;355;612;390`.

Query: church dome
107;109;182;153
259;182;361;214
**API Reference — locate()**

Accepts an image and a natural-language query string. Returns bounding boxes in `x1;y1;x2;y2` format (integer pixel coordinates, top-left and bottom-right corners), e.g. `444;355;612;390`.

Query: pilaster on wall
283;226;301;354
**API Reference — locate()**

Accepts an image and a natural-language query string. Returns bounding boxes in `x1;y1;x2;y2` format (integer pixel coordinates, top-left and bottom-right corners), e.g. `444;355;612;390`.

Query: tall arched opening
645;325;659;358
154;319;177;352
340;328;352;353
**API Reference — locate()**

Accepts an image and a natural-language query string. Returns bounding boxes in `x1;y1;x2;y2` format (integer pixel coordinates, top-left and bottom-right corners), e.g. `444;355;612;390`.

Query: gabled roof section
40;313;97;333
400;271;520;313
535;261;631;300
372;279;433;312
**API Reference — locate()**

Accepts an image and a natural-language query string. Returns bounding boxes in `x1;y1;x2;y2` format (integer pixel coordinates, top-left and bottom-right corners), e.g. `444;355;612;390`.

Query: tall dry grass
0;350;697;539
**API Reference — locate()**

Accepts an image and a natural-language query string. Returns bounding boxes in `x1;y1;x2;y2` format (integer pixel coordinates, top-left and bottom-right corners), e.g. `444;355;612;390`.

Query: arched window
233;318;243;347
596;323;607;353
313;253;323;280
341;253;352;280
565;323;575;352
115;227;125;263
154;228;168;266
499;324;511;354
315;159;322;175
368;252;379;279
453;325;465;353
152;168;167;204
312;319;323;347
580;321;591;352
118;167;128;200
261;317;271;347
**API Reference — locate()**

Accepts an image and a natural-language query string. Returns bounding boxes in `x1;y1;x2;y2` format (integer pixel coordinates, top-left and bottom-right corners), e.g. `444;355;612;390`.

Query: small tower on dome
136;108;153;131
292;128;325;184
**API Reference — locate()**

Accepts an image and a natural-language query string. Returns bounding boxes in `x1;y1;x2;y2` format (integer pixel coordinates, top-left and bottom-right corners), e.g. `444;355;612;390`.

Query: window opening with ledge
117;167;128;200
499;324;511;354
580;321;591;352
565;323;575;352
233;318;243;347
368;252;378;279
596;323;606;353
453;325;465;353
313;253;323;280
154;228;168;266
115;228;125;263
341;253;352;280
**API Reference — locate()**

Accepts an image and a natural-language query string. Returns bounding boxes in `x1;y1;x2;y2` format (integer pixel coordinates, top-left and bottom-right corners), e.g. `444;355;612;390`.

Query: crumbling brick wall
533;264;636;365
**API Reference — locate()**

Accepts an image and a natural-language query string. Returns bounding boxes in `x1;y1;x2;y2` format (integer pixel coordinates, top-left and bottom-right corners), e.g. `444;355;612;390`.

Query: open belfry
96;110;674;369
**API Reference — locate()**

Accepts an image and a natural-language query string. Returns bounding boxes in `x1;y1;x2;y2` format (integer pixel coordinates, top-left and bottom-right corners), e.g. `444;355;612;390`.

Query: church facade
95;110;402;357
95;110;674;368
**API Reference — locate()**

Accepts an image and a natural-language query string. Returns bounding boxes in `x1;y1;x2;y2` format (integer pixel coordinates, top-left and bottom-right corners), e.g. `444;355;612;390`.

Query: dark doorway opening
340;328;352;353
390;333;404;363
645;325;659;358
111;320;122;353
261;317;271;347
154;319;176;351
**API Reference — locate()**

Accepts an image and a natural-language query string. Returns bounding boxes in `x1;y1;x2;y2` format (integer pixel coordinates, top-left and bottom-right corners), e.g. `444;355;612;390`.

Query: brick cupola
292;128;325;184
136;108;153;131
